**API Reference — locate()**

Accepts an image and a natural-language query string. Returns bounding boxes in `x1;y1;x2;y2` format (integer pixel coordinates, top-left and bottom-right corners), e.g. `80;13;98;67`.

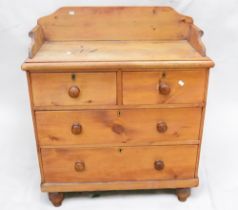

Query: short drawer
41;145;198;182
36;108;202;146
123;70;207;105
30;72;116;106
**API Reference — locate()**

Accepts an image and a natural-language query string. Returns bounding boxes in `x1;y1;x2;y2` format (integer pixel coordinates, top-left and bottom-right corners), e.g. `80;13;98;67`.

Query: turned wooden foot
48;192;64;207
176;188;191;202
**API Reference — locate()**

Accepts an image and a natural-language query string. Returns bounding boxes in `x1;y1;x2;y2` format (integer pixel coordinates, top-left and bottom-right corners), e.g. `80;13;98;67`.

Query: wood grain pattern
24;6;214;62
41;145;198;182
35;108;202;146
27;40;208;63
116;71;123;105
38;7;192;41
41;178;199;192
188;25;206;56
33;103;204;111
194;70;210;177
22;60;214;72
28;25;45;58
26;72;45;182
123;70;207;104
30;73;116;106
21;7;214;201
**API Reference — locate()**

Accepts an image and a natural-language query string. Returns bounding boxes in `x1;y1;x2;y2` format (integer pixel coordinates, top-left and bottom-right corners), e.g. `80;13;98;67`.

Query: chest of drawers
22;7;214;206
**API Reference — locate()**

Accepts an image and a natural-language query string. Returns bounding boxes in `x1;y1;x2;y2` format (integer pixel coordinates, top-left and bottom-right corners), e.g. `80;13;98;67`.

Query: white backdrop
0;0;237;210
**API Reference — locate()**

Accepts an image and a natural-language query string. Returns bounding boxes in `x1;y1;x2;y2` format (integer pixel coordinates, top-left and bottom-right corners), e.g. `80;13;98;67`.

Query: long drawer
30;72;117;106
123;70;207;105
36;108;202;146
41;145;198;182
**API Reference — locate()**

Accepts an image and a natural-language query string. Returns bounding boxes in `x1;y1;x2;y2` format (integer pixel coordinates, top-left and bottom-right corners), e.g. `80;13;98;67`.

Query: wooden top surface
23;7;214;70
26;40;209;63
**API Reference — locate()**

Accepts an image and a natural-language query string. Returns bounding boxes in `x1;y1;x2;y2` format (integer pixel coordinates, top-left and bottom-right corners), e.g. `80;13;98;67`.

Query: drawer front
41;145;197;182
123;70;207;104
31;73;116;106
36;108;201;146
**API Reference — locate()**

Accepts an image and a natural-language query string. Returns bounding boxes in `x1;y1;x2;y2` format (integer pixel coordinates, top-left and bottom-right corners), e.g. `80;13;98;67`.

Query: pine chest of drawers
22;7;214;206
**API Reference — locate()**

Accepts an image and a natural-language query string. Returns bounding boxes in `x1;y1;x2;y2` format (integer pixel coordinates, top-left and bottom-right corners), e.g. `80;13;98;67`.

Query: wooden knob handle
68;86;80;98
159;82;171;95
75;161;85;172
71;123;82;135
157;121;168;133
154;160;164;170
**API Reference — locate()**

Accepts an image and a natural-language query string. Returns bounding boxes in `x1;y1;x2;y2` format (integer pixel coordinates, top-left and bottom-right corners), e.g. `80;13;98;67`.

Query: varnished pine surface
41;178;199;192
38;7;192;41
36;108;202;146
22;7;214;199
41;145;198;182
27;40;209;63
123;70;207;104
30;70;207;106
31;72;117;106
